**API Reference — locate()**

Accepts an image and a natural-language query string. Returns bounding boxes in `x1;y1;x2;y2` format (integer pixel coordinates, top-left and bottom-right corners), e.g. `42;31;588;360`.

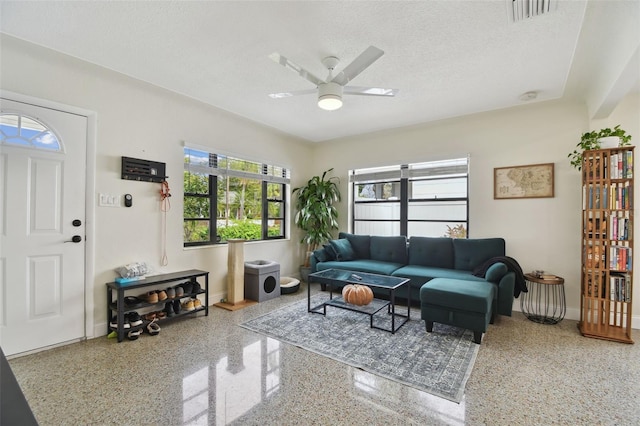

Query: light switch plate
98;193;120;207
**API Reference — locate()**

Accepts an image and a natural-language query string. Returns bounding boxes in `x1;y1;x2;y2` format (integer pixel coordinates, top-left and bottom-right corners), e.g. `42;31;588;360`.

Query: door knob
65;235;82;243
72;219;82;227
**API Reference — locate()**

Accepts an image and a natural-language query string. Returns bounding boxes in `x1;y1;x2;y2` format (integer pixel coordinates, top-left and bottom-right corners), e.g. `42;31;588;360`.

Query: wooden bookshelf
579;147;634;343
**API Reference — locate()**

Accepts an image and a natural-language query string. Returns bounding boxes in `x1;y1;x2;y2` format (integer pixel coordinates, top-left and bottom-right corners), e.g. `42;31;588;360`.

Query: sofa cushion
329;239;355;261
408;237;454;268
392;265;486;287
316;259;404;276
370;236;408;264
420;278;494;314
338;232;371;259
453;238;505;271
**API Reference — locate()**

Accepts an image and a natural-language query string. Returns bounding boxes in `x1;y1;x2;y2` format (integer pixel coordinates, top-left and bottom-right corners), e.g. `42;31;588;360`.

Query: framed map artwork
494;163;554;199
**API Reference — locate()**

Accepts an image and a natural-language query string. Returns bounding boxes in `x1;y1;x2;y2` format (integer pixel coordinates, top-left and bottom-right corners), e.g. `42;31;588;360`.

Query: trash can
244;260;280;302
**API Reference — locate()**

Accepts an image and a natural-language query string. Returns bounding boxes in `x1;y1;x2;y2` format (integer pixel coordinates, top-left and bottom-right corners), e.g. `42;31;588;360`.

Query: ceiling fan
268;45;398;111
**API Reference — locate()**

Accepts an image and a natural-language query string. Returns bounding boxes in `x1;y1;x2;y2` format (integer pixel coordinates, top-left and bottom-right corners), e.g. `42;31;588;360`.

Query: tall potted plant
292;168;341;280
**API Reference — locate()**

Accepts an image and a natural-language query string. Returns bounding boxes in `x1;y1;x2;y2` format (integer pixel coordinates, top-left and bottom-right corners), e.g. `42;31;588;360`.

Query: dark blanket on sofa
473;256;527;297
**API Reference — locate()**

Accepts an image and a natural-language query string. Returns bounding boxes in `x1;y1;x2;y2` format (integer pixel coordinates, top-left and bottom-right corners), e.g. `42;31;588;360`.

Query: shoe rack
106;269;209;342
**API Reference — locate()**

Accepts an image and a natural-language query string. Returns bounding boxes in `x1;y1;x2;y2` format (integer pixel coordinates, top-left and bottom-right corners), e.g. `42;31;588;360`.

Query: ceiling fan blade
269;52;325;87
331;46;384;86
343;86;398;97
268;89;317;99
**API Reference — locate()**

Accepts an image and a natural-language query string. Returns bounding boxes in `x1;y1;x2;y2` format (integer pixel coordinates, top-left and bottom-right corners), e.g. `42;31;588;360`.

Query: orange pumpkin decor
342;284;374;306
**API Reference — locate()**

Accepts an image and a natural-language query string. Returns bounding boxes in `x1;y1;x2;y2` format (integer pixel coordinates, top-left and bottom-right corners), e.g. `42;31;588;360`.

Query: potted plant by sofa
568;125;632;170
292;168;341;282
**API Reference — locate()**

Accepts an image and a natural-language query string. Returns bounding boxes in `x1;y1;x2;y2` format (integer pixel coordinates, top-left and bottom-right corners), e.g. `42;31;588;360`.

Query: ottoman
420;278;496;344
244;260;280;302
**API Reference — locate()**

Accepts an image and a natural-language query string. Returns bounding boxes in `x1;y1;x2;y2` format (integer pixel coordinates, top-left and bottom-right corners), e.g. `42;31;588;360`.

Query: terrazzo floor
7;282;640;425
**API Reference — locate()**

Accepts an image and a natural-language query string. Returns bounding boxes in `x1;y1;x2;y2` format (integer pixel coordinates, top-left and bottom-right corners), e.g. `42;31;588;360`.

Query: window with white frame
350;157;469;238
183;147;289;246
0;113;62;151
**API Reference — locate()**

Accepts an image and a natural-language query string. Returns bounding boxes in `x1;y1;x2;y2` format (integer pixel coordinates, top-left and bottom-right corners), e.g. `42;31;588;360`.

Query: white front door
0;98;87;356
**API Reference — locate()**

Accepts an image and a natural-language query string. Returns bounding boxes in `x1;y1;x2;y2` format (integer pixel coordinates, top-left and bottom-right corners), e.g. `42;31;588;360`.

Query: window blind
183;147;290;184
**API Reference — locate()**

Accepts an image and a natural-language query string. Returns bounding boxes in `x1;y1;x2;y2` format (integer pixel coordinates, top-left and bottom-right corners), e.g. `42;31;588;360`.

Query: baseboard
94;323;108;338
210;290;226;305
511;306;640;330
94;299;640;337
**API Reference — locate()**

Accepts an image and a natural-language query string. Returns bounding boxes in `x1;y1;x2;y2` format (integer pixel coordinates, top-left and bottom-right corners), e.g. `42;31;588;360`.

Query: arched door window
0;113;62;151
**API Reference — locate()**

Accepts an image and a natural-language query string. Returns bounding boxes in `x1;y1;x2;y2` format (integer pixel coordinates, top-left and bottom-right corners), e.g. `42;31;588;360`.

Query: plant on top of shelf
292;168;341;267
568;125;633;170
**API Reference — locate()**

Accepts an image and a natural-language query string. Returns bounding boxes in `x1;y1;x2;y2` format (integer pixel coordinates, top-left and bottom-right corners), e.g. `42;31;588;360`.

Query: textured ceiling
0;1;637;142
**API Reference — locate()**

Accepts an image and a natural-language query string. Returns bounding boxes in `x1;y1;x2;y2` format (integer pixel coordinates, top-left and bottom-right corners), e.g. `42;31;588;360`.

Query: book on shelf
609;243;632;271
607;181;633;210
608;149;634;179
609;273;631;302
609;211;631;241
530;270;557;279
625;181;632;209
618;153;623;179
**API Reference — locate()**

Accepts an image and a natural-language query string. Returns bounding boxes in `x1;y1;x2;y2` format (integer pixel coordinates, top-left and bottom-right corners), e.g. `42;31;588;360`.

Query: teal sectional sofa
310;232;516;316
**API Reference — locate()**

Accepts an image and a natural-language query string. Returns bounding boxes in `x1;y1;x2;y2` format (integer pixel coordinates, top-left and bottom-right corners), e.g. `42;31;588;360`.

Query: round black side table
521;273;566;324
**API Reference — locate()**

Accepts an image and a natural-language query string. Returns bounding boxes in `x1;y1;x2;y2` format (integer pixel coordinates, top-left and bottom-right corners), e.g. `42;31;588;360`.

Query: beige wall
2;34;638;334
1;35;313;336
311;95;639;326
590;92;640;141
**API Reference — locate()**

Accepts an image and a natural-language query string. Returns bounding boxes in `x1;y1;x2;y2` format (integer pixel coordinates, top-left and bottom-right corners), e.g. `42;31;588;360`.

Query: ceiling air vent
508;0;556;23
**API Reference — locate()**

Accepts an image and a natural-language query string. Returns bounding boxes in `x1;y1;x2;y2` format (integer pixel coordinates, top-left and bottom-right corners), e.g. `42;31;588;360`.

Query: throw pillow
338;232;371;259
485;262;508;283
329;238;355;261
323;244;337;261
314;248;328;263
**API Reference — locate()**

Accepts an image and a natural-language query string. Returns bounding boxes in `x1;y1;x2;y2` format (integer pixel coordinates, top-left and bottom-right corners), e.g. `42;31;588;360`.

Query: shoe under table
420;278;496;344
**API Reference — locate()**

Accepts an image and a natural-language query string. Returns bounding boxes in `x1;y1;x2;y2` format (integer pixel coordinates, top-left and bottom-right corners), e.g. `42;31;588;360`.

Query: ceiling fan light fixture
318;82;343;111
269;46;395;110
318;95;342;111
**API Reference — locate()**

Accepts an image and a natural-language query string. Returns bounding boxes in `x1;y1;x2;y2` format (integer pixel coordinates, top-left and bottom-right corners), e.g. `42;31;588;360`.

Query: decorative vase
299;266;311;283
598;136;620;148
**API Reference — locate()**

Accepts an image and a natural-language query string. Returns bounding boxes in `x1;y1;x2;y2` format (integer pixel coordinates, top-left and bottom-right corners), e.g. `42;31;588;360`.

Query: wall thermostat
124;194;133;207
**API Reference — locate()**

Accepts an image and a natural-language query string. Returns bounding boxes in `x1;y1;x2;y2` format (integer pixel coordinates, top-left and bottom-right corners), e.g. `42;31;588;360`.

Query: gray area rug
240;294;479;403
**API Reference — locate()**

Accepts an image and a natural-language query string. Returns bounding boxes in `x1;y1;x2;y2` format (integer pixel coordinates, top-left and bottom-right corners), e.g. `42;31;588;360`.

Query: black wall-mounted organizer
121;156;167;183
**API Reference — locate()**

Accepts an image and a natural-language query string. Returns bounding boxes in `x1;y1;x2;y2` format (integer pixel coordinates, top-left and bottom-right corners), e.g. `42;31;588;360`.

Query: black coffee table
308;268;411;333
